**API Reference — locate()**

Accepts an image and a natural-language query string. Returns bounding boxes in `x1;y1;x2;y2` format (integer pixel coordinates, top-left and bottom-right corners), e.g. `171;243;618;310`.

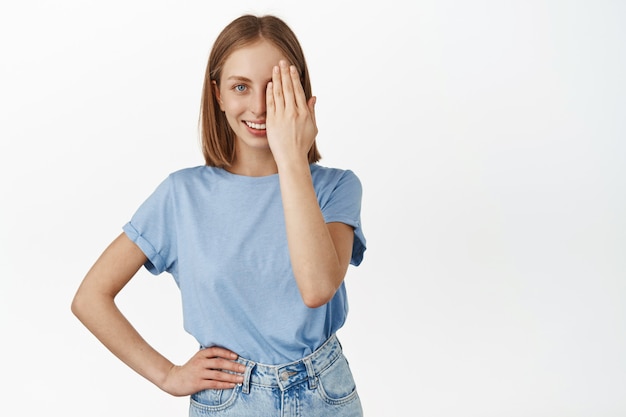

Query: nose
249;89;266;117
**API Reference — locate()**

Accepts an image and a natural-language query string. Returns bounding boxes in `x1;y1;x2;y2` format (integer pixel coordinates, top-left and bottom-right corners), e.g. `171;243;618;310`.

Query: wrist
275;154;310;173
157;364;182;395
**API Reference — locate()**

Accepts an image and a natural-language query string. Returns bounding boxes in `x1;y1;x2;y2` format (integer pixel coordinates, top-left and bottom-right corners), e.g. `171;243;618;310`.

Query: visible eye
234;84;247;93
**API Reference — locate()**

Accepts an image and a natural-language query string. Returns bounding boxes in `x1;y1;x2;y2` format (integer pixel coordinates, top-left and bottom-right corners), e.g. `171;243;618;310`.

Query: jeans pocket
190;386;239;412
316;355;360;405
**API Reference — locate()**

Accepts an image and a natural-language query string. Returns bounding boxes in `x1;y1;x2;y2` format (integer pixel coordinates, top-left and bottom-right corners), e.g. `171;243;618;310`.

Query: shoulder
310;164;361;184
167;165;209;180
145;166;218;197
164;165;227;186
310;164;362;192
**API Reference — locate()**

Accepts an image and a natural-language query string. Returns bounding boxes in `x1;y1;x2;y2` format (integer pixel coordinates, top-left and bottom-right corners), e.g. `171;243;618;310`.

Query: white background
1;1;625;416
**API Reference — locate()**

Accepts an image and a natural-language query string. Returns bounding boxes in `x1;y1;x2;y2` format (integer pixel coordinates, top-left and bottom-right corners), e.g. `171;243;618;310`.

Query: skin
72;39;354;397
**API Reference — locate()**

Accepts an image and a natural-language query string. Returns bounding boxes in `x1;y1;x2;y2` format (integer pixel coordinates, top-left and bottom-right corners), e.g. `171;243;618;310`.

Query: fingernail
274;66;279;73
290;65;297;74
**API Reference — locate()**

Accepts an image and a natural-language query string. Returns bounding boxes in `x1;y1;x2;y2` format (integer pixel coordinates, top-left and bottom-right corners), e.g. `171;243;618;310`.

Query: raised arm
277;163;355;308
71;232;244;395
266;60;354;308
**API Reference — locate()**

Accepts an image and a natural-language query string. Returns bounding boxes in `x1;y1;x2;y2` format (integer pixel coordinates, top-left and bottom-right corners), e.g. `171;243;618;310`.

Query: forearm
72;291;174;390
277;158;344;307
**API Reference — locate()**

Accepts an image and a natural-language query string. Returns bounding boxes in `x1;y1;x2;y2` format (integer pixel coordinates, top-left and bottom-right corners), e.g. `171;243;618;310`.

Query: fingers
200;368;244;386
200;346;239;361
290;65;308;109
279;61;295;109
271;64;284;110
196;346;245;384
199;356;244;373
265;60;317;161
161;347;246;396
197;347;244;372
308;96;317;127
270;60;307;111
266;81;275;114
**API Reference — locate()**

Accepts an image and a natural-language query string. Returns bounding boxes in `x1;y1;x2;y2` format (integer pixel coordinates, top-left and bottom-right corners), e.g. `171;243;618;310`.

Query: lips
244;121;266;130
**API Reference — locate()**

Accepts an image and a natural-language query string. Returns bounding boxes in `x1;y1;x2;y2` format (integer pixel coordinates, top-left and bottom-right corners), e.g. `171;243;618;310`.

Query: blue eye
234;84;247;92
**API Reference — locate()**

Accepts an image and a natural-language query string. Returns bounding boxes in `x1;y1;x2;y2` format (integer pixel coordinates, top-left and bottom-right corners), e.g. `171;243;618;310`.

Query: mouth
244;121;266;130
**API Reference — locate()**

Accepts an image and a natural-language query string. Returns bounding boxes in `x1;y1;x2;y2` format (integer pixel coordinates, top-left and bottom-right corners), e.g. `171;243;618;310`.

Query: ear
212;80;224;111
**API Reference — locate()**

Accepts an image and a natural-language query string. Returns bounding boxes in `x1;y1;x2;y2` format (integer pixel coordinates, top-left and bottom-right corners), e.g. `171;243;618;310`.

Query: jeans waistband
235;334;342;394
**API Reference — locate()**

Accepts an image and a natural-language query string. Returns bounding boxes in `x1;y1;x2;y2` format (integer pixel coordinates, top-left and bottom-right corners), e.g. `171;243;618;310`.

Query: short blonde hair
199;14;321;167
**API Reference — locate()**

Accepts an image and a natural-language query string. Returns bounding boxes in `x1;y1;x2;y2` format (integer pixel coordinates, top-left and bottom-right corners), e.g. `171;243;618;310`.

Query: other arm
71;232;244;396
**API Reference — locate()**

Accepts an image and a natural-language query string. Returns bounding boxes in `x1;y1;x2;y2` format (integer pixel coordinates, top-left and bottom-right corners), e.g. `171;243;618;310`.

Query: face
214;40;288;155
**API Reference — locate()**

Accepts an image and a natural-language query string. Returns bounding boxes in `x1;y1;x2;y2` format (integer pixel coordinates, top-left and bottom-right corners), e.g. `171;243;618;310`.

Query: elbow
301;293;333;309
300;295;321;309
71;287;98;322
299;280;339;309
294;265;345;308
70;290;86;320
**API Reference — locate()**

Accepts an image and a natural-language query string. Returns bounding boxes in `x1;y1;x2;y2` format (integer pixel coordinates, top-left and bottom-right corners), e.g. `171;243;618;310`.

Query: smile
245;121;266;130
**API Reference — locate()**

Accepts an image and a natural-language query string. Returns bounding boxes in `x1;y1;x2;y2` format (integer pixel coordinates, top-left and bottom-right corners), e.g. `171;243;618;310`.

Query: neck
227;151;278;177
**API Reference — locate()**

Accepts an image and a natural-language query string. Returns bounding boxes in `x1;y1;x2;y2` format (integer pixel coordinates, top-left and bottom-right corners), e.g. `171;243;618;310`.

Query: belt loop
241;361;255;394
304;357;317;389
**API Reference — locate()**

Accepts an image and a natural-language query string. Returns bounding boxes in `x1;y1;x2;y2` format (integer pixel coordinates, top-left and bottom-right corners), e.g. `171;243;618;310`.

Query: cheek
222;102;244;130
222;97;246;118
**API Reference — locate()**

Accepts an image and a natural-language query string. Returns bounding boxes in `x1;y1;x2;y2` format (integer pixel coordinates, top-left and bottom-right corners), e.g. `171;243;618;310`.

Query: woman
72;14;366;416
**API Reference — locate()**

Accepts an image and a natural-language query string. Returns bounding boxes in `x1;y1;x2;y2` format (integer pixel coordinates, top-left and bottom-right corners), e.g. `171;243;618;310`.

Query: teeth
245;121;266;130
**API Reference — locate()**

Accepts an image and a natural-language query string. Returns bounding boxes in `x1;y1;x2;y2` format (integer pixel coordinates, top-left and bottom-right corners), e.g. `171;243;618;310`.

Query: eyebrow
225;75;272;85
226;76;253;83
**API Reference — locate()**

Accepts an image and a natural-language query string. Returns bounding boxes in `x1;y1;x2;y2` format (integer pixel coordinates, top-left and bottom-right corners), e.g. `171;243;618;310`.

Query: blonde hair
199;14;321;167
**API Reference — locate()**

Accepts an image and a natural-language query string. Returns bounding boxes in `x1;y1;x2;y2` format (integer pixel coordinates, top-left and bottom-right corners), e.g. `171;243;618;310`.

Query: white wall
1;1;624;416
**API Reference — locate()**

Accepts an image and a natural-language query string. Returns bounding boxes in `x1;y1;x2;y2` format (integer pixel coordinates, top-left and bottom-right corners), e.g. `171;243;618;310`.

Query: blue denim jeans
189;334;363;416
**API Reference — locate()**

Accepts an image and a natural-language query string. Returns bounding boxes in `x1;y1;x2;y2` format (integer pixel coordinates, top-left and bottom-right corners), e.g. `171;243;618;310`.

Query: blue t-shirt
123;164;366;364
